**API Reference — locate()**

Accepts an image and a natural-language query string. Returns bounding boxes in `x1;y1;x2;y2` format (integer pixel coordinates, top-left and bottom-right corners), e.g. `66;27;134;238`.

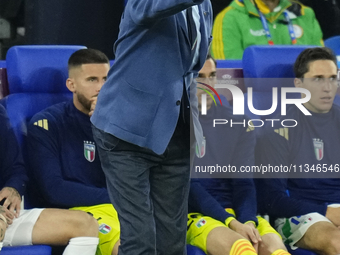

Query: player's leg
259;233;288;255
187;213;257;255
70;204;121;255
295;221;340;255
256;217;289;255
3;209;98;255
32;209;99;255
207;227;257;255
276;213;340;255
32;208;98;244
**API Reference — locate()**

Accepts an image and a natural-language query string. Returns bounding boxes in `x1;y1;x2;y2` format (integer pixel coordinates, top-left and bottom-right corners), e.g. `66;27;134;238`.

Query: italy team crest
99;223;111;234
313;139;324;161
195;218;206;228
84;141;95;162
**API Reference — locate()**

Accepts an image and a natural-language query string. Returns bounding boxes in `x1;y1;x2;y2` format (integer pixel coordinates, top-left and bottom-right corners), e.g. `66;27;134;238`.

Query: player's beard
77;92;91;112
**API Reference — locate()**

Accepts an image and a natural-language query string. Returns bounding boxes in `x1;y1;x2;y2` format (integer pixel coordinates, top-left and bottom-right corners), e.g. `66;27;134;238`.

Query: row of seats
1;37;339;102
2;41;340;254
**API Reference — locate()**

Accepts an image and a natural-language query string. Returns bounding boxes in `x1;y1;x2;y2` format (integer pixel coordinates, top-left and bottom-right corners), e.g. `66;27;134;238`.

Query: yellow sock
230;239;257;255
271;249;291;255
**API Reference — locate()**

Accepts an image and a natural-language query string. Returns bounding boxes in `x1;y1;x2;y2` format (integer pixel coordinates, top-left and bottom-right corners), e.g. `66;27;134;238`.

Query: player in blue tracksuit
256;47;340;254
0;106;27;202
27;99;109;208
187;56;289;255
27;49;120;255
0;104;99;254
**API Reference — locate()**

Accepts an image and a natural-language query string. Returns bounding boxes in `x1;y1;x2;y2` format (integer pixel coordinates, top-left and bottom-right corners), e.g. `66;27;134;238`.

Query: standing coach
91;1;213;254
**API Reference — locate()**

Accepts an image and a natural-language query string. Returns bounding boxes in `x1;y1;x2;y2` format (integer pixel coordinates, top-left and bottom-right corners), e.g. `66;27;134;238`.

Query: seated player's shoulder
257;105;301;141
331;103;340;123
264;104;302;129
332;103;340;114
29;102;70;134
29;101;69;127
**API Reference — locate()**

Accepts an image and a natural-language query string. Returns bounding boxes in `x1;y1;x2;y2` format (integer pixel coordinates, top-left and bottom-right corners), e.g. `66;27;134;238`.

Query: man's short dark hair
68;49;109;70
206;53;217;68
294;47;338;79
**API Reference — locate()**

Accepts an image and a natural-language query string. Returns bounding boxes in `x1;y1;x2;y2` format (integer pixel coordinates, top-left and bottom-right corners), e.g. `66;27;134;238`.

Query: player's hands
0;187;21;218
326;207;340;226
229;220;262;249
0;205;14;226
89;94;99;117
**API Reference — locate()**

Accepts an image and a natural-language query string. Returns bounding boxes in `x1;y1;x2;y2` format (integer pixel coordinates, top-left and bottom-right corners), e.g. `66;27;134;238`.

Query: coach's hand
326;207;340;226
0;187;21;218
229;220;262;250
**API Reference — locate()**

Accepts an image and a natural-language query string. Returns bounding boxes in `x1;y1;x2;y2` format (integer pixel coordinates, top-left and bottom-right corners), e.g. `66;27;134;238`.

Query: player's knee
207;227;248;254
260;233;287;252
70;211;98;238
216;236;248;253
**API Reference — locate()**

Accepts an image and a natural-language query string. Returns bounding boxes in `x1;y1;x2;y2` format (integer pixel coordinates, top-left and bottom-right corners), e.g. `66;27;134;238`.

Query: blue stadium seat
187;244;206;255
242;46;313;119
1;245;52;255
216;60;242;69
2;45;86;145
324;36;340;66
242;46;315;79
324;36;340;55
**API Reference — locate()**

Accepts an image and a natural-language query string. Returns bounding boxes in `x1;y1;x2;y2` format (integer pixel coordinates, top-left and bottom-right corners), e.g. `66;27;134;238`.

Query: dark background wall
24;0;124;59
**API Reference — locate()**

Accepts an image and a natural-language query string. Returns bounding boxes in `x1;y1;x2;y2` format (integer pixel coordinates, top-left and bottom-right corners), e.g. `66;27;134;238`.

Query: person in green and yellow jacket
211;0;323;59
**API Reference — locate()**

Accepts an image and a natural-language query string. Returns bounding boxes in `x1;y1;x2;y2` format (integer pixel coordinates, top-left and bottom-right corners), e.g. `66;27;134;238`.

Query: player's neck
261;0;280;12
73;99;90;116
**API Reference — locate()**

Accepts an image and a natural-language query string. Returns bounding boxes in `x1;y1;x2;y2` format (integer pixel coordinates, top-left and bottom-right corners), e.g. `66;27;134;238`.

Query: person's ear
294;78;302;88
66;78;76;93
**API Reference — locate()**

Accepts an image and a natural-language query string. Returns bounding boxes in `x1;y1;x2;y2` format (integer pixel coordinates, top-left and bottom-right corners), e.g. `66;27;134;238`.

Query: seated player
26;49;120;255
0;104;99;254
256;47;340;254
187;55;290;255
